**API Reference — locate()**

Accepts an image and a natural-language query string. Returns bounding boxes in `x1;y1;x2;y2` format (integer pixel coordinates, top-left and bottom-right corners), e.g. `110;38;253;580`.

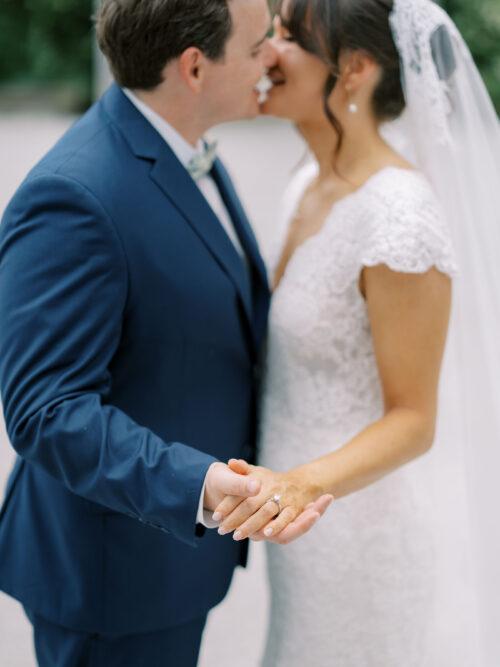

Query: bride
214;0;500;664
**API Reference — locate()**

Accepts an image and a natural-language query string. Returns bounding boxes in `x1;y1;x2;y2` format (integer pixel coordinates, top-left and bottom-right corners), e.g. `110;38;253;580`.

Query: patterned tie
187;140;218;181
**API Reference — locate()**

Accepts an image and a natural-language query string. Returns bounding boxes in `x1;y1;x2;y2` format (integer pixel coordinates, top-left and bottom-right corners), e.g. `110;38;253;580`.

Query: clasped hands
205;459;334;545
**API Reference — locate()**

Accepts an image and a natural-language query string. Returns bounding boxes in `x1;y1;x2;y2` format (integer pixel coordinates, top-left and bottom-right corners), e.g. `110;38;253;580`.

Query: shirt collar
123;88;204;168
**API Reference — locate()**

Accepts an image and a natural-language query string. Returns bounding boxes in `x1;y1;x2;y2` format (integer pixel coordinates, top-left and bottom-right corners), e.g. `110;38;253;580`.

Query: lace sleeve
360;170;458;277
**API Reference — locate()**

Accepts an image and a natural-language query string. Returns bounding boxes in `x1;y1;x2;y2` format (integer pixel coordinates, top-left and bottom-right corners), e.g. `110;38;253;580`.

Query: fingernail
212;512;222;522
218;527;229;536
247;480;260;494
233;531;243;541
264;527;273;537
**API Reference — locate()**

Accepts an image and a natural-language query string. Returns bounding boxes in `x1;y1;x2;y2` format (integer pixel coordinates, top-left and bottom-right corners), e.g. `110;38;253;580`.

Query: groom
0;0;328;665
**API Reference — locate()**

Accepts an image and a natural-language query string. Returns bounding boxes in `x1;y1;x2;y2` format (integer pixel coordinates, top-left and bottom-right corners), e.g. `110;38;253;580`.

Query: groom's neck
133;86;210;148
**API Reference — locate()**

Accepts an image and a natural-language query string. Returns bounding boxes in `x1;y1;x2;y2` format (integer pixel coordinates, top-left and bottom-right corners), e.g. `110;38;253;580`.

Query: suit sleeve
0;173;217;547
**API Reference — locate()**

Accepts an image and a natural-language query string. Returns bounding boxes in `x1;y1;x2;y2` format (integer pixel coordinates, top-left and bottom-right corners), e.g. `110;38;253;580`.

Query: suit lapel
149;153;254;328
211;160;271;347
211;159;269;289
101;84;270;350
101;85;254;331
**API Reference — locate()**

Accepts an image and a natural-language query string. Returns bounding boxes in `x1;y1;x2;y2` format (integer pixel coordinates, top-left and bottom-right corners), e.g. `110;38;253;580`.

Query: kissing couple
0;0;499;665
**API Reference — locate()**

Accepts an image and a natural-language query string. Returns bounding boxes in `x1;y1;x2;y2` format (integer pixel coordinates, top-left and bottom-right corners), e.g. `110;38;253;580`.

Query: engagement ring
268;494;282;515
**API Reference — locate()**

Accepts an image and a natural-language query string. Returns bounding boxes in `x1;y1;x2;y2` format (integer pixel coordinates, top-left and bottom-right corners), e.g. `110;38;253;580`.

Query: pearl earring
348;102;358;114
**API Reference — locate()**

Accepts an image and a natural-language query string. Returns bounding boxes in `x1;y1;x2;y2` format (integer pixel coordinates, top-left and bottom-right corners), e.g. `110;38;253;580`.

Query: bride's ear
340;50;380;95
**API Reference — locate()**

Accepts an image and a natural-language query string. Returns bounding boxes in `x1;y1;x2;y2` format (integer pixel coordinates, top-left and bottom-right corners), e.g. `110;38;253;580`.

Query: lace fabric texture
389;0;458;147
388;4;500;663
259;164;463;666
262;163;456;447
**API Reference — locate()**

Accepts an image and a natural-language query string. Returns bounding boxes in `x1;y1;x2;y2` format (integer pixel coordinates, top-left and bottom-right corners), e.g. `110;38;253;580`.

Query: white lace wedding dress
259;163;460;667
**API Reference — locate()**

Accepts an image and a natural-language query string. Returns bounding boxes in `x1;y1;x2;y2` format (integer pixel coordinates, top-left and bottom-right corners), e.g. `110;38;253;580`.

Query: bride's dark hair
278;0;405;151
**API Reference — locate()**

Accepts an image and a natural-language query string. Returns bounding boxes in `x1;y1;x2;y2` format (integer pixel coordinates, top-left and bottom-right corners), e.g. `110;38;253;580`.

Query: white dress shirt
123;89;245;257
123;89;245;529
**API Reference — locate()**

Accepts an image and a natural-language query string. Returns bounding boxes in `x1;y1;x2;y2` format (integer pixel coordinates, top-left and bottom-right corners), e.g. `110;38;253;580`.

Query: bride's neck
296;119;337;180
297;116;392;185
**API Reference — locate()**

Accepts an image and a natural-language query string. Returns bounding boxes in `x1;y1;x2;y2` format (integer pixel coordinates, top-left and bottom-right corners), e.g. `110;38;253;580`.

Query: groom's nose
262;38;279;70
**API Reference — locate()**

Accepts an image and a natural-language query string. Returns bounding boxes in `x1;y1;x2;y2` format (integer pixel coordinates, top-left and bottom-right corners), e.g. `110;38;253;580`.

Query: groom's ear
178;47;207;93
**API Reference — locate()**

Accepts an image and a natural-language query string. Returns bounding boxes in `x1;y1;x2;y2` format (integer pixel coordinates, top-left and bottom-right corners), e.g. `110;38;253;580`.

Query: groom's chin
240;103;263;122
257;93;286;119
258;101;281;119
258;101;273;117
229;97;262;122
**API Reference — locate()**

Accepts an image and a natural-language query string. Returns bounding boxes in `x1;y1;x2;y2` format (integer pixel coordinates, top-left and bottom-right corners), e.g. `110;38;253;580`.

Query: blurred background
0;0;499;665
0;0;499;114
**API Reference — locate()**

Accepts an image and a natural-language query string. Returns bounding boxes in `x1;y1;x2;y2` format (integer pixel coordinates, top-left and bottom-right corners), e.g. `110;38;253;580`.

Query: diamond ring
267;494;282;515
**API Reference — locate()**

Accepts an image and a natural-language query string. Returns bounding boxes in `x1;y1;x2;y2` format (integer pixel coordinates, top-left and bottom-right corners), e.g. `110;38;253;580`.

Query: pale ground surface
0;112;305;666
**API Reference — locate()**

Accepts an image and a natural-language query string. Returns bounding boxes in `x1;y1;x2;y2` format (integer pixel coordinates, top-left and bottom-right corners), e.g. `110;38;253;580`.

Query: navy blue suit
0;85;270;645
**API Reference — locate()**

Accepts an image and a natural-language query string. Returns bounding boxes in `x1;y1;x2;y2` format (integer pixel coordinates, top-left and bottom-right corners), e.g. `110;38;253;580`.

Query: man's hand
203;461;261;513
212;459;334;544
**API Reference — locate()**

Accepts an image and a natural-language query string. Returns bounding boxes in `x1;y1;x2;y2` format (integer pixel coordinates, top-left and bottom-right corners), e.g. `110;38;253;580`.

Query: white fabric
261;0;500;662
386;2;500;664
122;89;245;258
197;177;246;260
196;476;219;528
259;164;464;666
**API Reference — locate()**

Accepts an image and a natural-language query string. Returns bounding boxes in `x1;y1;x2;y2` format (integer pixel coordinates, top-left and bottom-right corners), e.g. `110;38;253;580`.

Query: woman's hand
212;460;333;542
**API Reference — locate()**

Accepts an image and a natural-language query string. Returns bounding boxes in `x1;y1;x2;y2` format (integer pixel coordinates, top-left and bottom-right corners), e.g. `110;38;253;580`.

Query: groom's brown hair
95;0;233;90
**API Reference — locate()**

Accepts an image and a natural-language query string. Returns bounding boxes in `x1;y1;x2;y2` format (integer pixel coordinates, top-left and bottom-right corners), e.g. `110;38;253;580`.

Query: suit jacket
0;84;270;634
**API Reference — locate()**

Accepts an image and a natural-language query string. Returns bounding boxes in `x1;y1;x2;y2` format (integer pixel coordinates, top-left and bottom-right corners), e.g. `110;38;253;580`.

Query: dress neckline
272;165;419;293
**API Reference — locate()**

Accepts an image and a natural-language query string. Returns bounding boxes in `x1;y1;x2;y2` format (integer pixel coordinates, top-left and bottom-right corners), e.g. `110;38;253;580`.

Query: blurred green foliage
0;0;92;108
440;0;500;111
0;0;498;111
